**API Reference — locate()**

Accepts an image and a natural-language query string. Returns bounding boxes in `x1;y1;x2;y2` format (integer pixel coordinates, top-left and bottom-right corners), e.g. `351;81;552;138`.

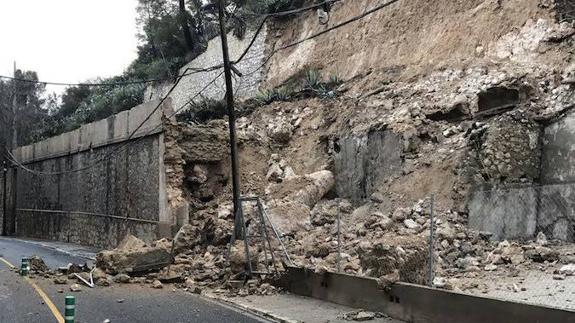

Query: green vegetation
176;98;228;123
255;68;342;106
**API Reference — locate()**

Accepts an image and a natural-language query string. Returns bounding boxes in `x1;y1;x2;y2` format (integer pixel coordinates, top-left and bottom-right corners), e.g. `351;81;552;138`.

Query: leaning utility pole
11;62;18;149
218;0;242;238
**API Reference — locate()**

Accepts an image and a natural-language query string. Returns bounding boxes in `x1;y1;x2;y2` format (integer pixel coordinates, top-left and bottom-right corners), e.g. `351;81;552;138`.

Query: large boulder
292;171;335;207
266;200;311;234
116;234;147;250
96;234;174;274
358;237;428;285
265;170;335;233
173;224;202;253
229;241;260;273
268;170;335;207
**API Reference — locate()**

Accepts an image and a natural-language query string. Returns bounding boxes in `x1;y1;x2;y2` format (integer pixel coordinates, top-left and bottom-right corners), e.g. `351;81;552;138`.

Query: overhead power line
0;0;342;88
241;0;401;78
232;0;345;64
7;0;401;176
6;69;224;176
6;65;194;175
0;66;221;87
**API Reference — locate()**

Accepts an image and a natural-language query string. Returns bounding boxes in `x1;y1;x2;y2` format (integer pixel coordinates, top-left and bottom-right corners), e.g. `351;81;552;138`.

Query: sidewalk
208;292;404;323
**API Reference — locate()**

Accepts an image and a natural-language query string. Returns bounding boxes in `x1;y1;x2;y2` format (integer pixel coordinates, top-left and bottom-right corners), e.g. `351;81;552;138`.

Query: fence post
428;194;435;287
10;166;17;235
337;212;341;273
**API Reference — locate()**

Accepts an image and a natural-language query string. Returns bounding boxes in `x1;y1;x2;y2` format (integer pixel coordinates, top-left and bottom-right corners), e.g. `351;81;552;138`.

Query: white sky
0;0;139;94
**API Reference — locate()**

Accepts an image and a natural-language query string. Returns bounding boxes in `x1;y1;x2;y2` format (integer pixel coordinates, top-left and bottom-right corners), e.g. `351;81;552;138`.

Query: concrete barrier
275;267;575;323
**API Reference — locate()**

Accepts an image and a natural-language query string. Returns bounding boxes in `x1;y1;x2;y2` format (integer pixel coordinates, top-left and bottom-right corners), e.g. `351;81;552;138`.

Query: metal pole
11;62;18;149
217;0;242;238
2;161;7;236
337;212;341;273
10;167;17;235
428;194;435;287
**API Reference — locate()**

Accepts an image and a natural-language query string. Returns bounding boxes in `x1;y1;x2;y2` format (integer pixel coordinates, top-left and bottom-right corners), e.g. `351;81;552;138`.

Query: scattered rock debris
338;310;386;321
22;2;575;304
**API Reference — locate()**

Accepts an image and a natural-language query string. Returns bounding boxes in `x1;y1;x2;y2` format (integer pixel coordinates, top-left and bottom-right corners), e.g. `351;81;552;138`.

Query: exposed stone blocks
478;112;541;183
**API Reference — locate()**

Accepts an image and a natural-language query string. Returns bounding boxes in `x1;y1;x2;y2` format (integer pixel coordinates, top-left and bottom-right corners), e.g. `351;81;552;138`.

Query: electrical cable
0;0;342;88
240;0;401;78
6;70;224;176
0;66;221;87
232;0;344;65
7;0;401;175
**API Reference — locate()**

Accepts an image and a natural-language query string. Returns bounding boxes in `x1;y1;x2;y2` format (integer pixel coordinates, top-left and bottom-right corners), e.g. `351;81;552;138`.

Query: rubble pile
88;7;575;298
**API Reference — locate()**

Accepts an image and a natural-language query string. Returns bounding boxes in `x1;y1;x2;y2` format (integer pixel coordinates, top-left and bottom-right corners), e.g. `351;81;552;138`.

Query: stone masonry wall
10;100;174;248
145;26;268;111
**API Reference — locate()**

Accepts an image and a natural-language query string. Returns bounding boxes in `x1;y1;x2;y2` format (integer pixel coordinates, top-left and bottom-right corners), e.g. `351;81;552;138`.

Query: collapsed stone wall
468;111;542;185
94;0;575;294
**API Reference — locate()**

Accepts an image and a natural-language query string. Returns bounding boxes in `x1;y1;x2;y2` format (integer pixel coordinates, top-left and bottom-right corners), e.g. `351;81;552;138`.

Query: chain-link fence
303;196;437;287
556;0;575;23
242;187;573;311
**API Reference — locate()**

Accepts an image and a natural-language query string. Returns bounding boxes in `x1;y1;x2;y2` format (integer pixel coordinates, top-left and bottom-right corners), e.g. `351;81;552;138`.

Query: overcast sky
0;0;139;93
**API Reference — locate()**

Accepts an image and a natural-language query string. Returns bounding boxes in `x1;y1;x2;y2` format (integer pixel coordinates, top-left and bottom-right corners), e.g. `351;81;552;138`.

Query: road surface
0;237;268;323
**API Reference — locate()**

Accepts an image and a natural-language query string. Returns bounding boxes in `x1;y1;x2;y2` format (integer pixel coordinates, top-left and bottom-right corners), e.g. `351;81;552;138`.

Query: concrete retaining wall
542;111;575;183
468;186;538;241
9;100;175;248
334;130;402;204
145;26;268;111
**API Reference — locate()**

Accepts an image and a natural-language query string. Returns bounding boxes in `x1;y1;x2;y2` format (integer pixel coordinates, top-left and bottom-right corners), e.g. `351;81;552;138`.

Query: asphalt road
0;237;268;323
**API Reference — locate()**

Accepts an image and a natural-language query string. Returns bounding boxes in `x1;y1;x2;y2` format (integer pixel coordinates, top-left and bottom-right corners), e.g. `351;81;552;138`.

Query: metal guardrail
16;208;159;225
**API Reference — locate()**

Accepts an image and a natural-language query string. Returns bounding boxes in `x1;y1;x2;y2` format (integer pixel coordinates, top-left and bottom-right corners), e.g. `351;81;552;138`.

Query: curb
202;293;300;323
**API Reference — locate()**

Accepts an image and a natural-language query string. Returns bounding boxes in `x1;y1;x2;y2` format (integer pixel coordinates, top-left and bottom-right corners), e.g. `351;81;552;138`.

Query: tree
0;70;49;147
57;86;92;118
179;0;196;52
26;0;309;144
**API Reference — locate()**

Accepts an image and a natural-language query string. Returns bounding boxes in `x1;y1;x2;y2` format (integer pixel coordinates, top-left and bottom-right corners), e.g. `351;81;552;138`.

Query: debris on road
96;235;173;274
29;256;49;273
70;283;82;292
152;280;163;289
338;310;385;321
